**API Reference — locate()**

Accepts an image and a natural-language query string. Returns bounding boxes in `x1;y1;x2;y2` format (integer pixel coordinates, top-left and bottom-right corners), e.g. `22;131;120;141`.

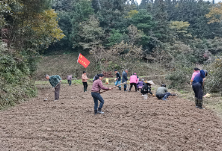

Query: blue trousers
115;80;121;88
156;92;171;99
91;92;104;111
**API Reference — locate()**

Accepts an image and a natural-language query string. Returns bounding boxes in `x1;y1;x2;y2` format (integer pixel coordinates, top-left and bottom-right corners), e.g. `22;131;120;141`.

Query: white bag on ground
142;94;148;100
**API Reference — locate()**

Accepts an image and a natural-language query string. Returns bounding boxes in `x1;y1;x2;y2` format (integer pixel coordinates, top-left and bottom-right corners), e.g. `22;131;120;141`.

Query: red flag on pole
77;53;90;68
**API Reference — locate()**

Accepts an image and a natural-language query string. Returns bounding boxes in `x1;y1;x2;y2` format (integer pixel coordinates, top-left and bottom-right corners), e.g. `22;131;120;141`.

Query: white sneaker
54;100;58;102
97;111;104;114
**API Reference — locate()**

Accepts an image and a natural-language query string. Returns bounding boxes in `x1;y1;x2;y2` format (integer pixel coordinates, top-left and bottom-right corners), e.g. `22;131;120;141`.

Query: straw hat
146;80;155;85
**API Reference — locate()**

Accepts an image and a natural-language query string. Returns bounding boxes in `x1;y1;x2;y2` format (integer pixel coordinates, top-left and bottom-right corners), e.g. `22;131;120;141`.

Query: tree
170;21;191;40
78;15;104;50
206;2;222;24
71;0;94;49
131;9;155;50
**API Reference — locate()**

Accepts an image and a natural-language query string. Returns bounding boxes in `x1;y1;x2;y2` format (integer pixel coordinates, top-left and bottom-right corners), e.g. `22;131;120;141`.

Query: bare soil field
0;84;222;151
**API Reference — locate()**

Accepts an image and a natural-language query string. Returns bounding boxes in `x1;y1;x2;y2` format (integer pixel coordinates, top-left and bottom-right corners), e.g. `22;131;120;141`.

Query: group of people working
45;67;207;114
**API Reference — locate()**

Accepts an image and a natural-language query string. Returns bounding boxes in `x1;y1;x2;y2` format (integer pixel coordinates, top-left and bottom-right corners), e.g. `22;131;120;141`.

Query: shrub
0;43;37;109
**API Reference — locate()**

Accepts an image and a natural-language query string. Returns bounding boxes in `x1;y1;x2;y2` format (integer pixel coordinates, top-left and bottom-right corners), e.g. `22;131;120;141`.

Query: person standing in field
45;74;62;101
91;74;112;114
129;73;138;92
82;71;89;92
192;70;208;109
67;75;72;86
122;69;128;91
114;69;121;90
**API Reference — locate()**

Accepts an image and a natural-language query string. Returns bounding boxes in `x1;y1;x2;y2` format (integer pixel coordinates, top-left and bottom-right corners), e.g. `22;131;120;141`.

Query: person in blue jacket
122;69;128;91
114;69;121;90
192;70;208;109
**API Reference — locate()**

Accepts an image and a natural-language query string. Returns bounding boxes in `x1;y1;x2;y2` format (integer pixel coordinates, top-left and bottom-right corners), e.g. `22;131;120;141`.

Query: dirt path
0;85;222;151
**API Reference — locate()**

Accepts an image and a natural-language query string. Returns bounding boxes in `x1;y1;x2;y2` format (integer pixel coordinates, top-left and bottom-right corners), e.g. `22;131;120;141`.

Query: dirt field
0;84;222;151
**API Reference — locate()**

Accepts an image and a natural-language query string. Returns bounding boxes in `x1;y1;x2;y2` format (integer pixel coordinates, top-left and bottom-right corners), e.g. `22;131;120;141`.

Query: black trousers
129;83;137;91
68;80;72;86
83;82;88;92
192;82;203;100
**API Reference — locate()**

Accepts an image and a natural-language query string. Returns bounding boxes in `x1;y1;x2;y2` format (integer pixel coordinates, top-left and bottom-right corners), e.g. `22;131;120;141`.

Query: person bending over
45;74;62;101
192;70;207;109
141;83;153;96
156;84;175;101
91;74;112;114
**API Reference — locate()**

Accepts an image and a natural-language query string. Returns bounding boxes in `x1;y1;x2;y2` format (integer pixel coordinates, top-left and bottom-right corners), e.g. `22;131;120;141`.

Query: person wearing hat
192;70;208;109
141;82;153;96
156;84;175;101
129;73;138;91
45;74;62;101
114;69;121;90
91;74;112;114
190;68;200;85
82;71;89;92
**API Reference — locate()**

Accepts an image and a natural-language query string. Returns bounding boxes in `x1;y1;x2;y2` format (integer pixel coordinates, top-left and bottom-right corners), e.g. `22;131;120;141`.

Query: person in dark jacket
192;70;207;109
114;69;121;90
122;69;128;91
141;83;153;95
46;74;62;101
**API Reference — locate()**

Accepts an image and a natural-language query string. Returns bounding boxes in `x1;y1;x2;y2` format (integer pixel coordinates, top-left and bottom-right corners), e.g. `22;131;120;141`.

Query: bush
205;57;222;94
166;65;192;89
0;43;37;109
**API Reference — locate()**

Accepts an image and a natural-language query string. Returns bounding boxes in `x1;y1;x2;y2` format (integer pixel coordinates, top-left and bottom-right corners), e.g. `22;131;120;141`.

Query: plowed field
0;84;222;151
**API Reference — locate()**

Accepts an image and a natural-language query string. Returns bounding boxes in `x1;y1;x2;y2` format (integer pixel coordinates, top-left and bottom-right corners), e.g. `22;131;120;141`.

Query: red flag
77;53;90;68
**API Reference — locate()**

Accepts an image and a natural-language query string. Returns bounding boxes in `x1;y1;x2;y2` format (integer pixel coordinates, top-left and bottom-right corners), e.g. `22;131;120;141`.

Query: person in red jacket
91;74;112;114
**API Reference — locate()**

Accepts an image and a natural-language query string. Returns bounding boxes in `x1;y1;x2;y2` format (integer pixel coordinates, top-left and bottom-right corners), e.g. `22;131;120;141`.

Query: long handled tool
100;82;127;94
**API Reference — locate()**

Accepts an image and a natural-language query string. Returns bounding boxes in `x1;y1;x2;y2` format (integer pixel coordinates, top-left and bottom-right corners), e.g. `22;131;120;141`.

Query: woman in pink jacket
129;73;139;91
190;68;200;85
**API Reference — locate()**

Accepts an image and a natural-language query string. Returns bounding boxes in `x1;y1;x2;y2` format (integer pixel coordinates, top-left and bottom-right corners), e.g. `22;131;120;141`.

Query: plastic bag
105;78;109;84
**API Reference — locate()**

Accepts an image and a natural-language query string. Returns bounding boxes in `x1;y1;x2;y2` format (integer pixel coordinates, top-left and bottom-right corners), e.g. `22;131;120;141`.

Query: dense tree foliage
1;0;222;106
47;0;222;55
0;0;64;107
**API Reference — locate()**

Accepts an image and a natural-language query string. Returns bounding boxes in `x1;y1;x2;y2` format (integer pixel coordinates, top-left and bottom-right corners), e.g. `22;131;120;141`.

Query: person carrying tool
82;71;89;92
114;69;121;90
192;70;208;109
45;74;62;101
91;74;112;114
129;73;138;92
156;84;176;101
122;69;128;91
